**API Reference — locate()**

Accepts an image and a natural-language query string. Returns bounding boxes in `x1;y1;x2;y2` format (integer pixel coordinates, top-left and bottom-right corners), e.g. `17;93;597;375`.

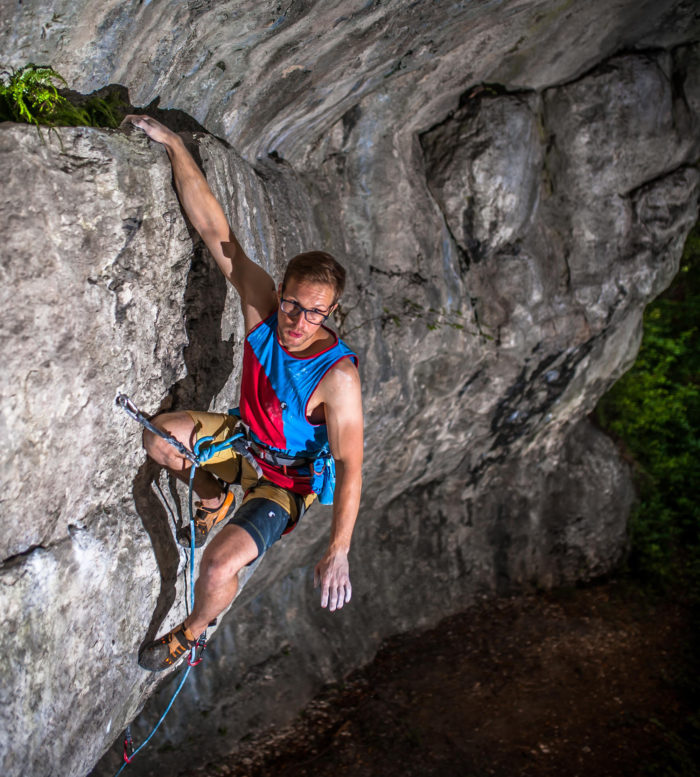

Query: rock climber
123;115;363;672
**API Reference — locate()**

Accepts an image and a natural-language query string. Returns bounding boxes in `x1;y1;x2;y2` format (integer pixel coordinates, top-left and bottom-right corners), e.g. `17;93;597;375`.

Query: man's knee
199;547;243;589
199;526;259;587
143;412;194;469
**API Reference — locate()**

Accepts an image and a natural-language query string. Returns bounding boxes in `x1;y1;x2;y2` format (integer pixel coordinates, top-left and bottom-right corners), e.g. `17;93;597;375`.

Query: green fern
0;63;127;128
0;63;68;125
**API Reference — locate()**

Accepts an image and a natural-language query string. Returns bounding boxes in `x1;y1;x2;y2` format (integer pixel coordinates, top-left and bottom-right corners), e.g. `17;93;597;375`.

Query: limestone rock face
0;2;698;776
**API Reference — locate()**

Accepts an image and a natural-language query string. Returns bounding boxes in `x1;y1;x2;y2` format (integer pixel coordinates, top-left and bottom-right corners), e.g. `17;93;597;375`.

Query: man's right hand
122;114;180;147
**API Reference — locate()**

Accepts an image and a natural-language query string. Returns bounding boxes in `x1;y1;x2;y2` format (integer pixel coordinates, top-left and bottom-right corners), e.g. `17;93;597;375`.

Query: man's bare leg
143;411;224;508
183;524;259;638
138;523;259;670
137;436;260;672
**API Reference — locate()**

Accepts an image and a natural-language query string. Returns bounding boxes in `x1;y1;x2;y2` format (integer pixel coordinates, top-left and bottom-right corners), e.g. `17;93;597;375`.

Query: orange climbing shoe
138;623;196;672
177;489;236;548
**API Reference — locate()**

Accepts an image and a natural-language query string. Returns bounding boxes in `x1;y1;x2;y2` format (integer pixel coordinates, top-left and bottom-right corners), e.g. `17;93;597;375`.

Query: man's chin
280;330;306;349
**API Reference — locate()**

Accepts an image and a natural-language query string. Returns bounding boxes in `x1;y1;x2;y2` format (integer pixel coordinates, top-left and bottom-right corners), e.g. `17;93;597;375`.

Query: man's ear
277;282;284;298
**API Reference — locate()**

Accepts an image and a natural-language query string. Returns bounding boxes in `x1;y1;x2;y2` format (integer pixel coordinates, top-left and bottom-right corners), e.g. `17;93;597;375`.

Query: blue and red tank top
237;312;358;494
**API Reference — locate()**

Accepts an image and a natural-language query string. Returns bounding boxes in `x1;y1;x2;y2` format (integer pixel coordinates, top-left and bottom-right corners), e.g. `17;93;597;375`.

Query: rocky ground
182;580;697;777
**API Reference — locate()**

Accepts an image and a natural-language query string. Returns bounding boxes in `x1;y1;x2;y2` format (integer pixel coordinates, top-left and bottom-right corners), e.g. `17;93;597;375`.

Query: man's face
277;277;337;352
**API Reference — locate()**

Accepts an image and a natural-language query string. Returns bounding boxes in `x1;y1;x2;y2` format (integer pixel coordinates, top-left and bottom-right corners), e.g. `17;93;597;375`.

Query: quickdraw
116;393;262;476
187;633;208;667
122;726;134;764
116;394;198;464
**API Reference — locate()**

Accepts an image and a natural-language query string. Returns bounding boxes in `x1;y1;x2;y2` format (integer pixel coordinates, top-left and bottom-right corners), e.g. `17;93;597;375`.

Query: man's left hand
314;550;352;611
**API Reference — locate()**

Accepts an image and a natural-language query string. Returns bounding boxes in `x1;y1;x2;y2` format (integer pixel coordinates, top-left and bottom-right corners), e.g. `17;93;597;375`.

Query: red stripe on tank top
239;340;287;450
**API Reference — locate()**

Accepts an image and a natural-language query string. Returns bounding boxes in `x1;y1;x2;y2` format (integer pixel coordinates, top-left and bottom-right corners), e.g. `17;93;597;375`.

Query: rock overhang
0;2;699;776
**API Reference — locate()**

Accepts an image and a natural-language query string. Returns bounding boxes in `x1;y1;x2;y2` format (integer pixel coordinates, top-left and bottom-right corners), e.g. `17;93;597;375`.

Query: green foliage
597;222;700;777
0;63;126;129
596;220;700;598
645;713;700;777
0;63;66;125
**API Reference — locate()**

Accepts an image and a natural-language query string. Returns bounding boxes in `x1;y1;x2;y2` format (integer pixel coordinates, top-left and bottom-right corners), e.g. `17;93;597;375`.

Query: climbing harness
228;407;335;503
112;393;250;775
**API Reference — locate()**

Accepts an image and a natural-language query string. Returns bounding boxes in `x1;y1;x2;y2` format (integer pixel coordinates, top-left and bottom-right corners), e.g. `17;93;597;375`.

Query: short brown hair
282;251;346;303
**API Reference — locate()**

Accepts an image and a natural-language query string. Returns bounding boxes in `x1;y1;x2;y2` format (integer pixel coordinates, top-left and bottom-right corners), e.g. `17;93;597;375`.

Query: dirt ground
188;581;697;777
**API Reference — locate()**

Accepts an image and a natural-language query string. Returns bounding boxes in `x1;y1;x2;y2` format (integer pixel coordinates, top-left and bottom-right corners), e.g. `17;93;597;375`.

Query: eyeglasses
279;297;331;325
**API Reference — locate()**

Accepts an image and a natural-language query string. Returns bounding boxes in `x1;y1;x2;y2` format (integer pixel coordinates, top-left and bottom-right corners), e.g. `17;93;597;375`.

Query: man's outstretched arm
123;115;277;329
313;359;364;612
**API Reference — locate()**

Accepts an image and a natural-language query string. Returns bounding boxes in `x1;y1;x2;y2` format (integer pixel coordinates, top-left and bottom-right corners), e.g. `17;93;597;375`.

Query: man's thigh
229;483;316;561
201;523;259;574
144;411;199;469
241;479;317;520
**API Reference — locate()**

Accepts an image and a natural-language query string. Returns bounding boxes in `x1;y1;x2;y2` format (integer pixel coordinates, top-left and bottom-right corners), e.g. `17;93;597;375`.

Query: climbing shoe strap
163;624;195;665
193;489;235;531
138;622;197;672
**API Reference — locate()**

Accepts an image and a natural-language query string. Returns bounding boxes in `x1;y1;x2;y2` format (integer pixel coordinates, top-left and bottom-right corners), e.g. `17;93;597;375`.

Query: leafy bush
597;221;700;776
596;220;700;598
0;63;126;128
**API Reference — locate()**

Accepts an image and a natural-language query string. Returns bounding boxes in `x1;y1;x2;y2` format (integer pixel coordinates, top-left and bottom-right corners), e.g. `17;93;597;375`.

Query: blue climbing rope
114;664;193;775
113;394;243;774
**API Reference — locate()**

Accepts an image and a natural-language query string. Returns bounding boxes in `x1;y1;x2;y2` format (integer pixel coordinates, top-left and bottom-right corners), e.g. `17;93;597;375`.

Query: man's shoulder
333;354;359;372
321;355;361;394
318;354;362;427
243;302;277;338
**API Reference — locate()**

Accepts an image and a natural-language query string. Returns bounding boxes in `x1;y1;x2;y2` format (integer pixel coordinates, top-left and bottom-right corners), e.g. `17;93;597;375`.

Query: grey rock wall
0;2;698;776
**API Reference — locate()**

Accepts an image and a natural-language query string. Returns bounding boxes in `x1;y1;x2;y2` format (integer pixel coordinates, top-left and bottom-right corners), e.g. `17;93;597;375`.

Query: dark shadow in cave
132;458;181;645
136;96;232;147
65;82;232;146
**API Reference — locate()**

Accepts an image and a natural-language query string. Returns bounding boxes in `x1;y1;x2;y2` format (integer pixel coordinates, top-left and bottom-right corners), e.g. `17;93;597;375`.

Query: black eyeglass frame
279;297;333;325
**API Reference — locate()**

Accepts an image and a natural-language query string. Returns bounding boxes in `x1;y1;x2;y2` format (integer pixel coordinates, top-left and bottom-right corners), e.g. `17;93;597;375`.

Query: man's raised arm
123;115;277;330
